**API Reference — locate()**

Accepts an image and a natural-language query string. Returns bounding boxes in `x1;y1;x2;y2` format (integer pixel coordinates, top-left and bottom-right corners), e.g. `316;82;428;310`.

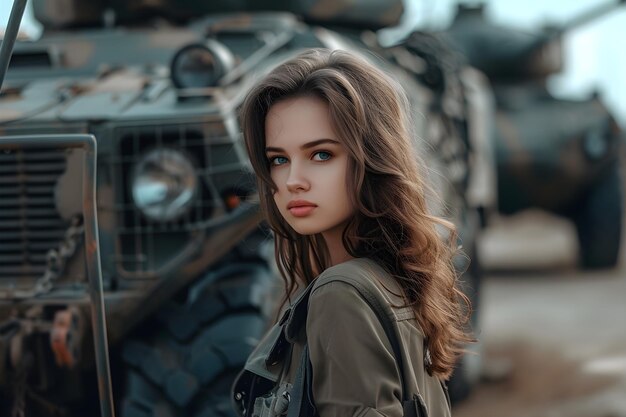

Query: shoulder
307;259;384;317
313;258;389;291
309;258;418;328
307;258;412;325
305;261;391;346
312;258;405;307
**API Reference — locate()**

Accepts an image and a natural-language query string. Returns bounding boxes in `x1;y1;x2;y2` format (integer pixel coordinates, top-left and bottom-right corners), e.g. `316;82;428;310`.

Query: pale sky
2;0;626;126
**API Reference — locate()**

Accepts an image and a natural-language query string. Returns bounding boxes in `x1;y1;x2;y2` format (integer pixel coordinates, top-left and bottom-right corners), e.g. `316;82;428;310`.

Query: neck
322;227;354;267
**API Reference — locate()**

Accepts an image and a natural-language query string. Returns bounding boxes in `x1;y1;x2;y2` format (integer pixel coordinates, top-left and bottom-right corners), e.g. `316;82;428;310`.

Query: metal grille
111;121;252;276
0;147;69;285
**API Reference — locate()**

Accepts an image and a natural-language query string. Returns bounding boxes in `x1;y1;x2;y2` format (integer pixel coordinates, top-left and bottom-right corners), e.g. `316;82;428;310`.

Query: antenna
0;0;27;90
559;0;626;34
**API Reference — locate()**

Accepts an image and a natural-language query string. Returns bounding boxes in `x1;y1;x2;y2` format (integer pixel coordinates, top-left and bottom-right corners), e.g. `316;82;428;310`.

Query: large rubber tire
574;163;623;269
119;262;274;417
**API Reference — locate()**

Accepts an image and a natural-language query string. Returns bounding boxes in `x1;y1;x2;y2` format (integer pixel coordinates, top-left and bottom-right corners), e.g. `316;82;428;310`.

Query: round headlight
131;149;198;221
170;39;235;89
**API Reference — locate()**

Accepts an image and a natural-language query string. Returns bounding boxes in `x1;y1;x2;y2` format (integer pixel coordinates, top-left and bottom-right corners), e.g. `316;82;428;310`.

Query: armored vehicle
444;1;626;269
0;0;487;415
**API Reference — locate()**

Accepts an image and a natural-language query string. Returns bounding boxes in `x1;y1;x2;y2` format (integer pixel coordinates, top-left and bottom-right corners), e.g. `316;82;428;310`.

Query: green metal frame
0;134;115;417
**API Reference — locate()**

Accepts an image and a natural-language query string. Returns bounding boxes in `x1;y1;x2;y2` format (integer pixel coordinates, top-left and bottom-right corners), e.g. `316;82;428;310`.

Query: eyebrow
265;138;340;153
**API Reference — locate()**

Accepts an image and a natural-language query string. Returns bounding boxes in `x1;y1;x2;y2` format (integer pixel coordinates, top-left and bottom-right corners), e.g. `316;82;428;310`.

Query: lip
287;200;317;217
287;200;317;209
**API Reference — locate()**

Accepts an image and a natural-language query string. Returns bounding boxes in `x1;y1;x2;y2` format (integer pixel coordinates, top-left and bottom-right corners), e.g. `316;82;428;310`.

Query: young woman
234;48;472;417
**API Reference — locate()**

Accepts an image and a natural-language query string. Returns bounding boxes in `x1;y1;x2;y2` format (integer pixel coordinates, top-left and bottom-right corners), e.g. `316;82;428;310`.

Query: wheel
574;162;623;269
119;262;275;417
447;208;483;404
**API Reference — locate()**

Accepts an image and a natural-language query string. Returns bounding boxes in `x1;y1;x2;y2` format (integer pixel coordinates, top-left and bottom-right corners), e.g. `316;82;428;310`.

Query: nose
285;162;310;193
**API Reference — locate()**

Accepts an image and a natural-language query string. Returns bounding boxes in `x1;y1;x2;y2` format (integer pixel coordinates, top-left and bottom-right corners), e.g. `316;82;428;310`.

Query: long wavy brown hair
240;48;472;379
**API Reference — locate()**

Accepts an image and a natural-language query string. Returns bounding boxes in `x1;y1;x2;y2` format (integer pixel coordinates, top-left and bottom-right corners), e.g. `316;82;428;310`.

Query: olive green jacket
234;258;451;417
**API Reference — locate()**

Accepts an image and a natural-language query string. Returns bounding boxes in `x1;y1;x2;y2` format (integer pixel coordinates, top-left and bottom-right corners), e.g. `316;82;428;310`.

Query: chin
290;225;322;236
287;219;325;236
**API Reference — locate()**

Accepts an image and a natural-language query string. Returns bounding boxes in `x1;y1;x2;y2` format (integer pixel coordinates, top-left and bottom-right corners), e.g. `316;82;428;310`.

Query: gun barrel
559;0;626;34
0;0;28;89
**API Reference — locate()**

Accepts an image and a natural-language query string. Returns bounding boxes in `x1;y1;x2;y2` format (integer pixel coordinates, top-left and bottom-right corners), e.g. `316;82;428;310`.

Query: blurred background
1;1;625;417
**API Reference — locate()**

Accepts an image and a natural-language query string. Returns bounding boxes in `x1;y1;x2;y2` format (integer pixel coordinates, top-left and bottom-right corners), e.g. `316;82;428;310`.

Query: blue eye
269;156;288;166
313;151;332;161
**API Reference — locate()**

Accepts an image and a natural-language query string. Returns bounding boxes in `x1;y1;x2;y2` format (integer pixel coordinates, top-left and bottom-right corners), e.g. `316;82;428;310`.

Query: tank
0;0;486;415
443;1;626;269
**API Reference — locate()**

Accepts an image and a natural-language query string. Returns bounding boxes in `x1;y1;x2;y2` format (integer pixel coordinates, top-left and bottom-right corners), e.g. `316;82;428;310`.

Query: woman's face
265;95;355;240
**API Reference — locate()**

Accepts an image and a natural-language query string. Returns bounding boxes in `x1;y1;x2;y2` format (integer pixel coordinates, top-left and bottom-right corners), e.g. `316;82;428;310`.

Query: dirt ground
453;210;626;417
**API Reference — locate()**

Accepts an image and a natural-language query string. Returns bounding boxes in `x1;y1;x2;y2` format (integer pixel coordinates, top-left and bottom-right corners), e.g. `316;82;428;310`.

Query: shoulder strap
286;344;315;417
324;275;412;403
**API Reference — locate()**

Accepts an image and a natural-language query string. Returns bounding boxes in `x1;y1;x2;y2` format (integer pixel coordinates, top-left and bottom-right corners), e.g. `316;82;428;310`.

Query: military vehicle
0;0;488;415
443;1;626;269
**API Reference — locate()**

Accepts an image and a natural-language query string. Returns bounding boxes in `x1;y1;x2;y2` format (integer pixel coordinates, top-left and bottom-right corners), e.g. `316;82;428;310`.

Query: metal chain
34;215;84;295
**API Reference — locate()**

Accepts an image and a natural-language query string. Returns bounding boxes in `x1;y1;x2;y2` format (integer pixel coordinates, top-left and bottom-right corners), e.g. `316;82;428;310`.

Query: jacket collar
282;280;316;343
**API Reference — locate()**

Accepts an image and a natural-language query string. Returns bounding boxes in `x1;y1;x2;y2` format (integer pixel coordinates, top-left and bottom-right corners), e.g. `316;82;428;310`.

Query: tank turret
439;1;626;270
445;0;626;82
